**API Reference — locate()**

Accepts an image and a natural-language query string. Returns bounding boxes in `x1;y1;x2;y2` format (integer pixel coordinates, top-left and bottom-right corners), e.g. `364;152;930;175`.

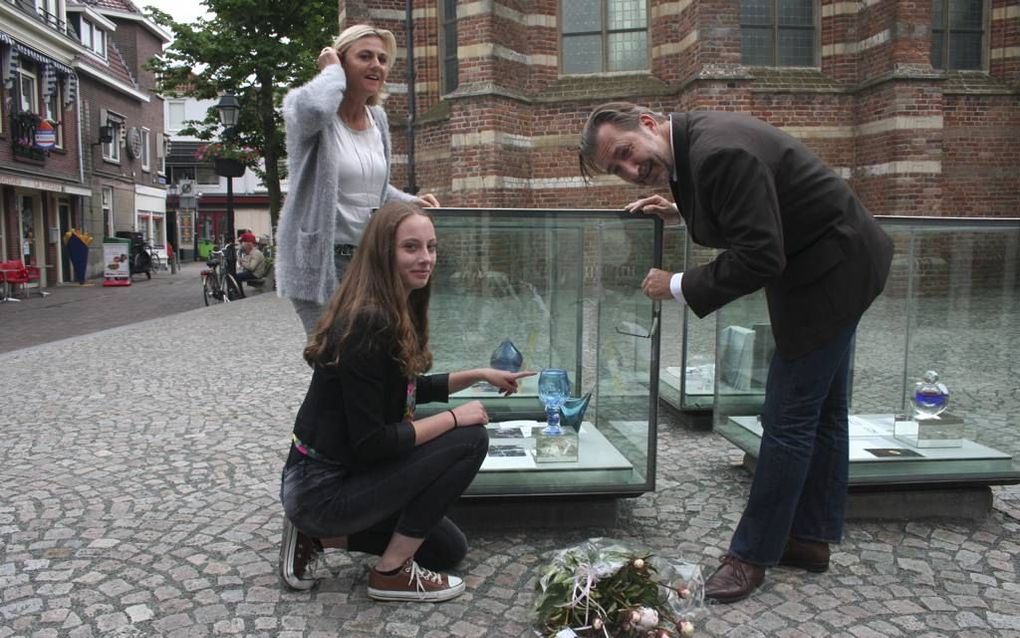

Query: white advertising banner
102;241;131;286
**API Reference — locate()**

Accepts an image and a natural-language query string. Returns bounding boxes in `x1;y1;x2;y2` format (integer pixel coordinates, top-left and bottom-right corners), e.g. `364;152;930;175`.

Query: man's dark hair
578;102;668;184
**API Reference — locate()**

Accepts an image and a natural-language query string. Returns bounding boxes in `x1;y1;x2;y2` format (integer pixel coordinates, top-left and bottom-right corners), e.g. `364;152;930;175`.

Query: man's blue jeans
729;321;857;566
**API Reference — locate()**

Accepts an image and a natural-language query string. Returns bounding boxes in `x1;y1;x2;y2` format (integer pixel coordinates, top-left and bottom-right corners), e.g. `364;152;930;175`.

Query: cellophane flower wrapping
533;538;704;637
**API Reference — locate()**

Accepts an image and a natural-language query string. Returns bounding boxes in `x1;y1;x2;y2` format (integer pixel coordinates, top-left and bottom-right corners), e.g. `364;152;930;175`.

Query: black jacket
291;310;449;472
668;111;894;358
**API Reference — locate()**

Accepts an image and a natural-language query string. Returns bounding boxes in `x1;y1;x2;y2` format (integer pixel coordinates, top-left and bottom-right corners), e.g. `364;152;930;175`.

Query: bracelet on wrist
448;409;458;428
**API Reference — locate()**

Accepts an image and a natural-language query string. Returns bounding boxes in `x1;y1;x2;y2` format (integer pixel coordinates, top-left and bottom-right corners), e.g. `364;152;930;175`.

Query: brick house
344;0;1019;216
1;0;87;289
72;0;171;275
0;0;169;289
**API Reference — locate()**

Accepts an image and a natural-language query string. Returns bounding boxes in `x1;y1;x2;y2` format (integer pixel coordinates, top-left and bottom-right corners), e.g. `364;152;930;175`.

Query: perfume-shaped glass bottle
912;370;949;419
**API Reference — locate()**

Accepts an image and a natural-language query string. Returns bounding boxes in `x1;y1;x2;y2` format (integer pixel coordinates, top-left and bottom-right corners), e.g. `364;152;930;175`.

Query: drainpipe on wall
74;71;84;188
405;0;418;196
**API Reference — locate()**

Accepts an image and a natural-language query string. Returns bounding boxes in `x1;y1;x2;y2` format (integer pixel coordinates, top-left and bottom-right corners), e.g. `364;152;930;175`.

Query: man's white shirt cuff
670;272;686;305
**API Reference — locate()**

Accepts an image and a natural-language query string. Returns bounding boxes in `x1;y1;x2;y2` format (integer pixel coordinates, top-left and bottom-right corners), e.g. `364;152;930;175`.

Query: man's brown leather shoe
704;555;765;604
779;538;830;573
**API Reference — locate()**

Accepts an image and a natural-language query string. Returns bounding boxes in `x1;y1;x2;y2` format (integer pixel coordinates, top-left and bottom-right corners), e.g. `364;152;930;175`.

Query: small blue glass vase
490;339;523;373
559;392;592;432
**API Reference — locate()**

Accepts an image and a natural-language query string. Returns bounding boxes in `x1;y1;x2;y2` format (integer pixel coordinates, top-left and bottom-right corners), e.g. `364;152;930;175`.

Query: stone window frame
739;0;820;68
559;0;651;76
931;0;988;70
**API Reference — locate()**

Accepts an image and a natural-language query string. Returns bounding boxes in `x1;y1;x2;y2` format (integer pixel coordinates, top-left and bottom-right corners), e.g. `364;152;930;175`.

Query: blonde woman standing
276;24;440;335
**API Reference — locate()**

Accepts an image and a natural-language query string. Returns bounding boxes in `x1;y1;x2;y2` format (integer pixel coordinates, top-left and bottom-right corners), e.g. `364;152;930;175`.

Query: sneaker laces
296;537;325;581
405;560;444;596
303;546;325;581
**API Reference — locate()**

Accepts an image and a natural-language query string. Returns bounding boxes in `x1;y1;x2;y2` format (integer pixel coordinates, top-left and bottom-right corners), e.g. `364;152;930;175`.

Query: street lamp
215;93;240;268
216;93;240;129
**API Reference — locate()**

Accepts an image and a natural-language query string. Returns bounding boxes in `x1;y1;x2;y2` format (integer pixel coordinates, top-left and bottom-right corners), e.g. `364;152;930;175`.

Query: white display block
479;421;633;472
893;413;964;448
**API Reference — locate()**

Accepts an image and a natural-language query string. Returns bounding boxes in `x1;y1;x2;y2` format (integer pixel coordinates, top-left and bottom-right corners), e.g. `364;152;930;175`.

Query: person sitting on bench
236;232;269;284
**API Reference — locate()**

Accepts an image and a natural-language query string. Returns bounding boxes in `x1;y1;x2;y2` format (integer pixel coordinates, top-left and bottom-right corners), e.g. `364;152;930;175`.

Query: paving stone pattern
1;294;1018;637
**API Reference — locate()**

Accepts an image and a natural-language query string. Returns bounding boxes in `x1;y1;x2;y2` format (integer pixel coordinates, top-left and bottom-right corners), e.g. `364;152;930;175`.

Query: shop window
561;0;648;75
931;0;985;70
102;186;113;237
740;0;818;67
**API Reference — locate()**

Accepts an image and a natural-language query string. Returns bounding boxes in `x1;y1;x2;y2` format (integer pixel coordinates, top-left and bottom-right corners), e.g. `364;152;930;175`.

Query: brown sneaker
367;558;465;602
279;517;324;590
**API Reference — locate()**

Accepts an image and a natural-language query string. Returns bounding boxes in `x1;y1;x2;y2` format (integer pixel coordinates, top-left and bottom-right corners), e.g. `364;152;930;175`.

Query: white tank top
333;108;386;246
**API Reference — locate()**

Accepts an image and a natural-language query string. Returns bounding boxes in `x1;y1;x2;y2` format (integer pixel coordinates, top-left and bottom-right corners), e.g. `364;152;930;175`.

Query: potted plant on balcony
194;142;258;178
11;111;42;151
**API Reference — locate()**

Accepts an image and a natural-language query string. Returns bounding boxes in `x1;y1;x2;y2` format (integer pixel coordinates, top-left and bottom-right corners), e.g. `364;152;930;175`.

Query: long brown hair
304;201;433;375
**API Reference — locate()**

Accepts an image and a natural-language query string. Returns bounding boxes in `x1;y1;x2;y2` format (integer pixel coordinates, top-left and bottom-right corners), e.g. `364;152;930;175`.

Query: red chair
1;260;28;299
26;264;41;287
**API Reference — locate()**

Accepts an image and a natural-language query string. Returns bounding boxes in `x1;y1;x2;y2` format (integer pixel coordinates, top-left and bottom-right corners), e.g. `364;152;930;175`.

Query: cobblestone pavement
0;262;212;355
1;295;1019;637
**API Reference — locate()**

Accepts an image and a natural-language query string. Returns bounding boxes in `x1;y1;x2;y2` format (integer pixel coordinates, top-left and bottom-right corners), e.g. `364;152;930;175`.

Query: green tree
146;0;339;226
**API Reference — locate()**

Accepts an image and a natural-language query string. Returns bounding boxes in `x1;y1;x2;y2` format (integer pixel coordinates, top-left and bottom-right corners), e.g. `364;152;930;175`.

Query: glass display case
424;209;663;497
658;232;719;412
711;217;1020;486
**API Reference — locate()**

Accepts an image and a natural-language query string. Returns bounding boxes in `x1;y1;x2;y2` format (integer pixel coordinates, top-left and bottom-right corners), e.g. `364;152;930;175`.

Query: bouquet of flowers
193;142;259;165
534;539;704;637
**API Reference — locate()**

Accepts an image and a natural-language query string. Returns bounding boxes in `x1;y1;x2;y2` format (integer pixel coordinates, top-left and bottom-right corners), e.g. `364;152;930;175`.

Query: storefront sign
178;209;195;247
34;120;56;149
102;241;131;287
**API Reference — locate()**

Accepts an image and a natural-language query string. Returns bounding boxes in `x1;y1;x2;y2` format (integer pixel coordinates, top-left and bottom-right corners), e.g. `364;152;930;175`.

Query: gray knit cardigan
275;64;416;305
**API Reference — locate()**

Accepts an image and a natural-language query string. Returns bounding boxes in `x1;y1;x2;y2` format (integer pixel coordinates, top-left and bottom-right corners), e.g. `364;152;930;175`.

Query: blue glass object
912;370;949;419
538;368;571;435
559;391;592;432
490;339;524;372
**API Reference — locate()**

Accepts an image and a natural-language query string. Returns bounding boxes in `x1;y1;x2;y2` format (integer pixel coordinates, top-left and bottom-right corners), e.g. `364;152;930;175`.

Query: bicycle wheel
225;274;245;301
203;274;223;305
135;253;152;279
150;253;162;273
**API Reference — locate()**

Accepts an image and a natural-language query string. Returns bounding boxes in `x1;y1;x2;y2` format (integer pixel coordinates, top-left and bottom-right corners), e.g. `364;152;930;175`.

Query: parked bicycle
201;247;244;305
144;241;163;273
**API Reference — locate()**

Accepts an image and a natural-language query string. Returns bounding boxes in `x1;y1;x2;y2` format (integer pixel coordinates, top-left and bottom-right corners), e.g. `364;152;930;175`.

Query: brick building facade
341;0;1019;217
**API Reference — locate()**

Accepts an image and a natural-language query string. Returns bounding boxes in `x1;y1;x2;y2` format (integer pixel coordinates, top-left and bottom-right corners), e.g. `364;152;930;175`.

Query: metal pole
226;176;236;274
405;0;418;195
